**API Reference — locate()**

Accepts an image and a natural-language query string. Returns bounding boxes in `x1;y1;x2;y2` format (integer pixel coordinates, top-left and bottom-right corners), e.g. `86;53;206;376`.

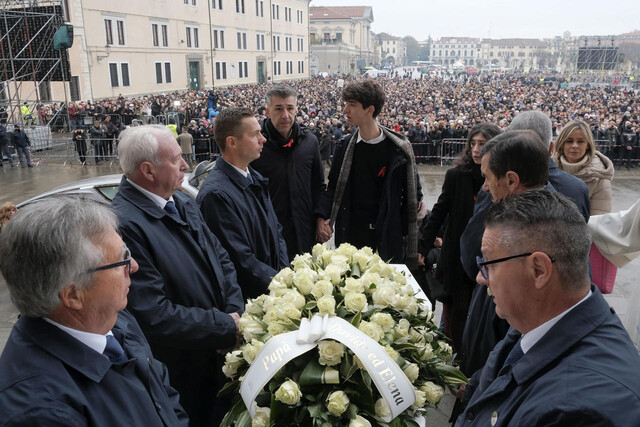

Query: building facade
308;6;374;76
41;0;311;101
430;37;481;67
377;32;406;67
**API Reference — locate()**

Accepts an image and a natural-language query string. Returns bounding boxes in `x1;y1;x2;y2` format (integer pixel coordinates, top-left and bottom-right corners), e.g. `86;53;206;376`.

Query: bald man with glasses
0;197;188;426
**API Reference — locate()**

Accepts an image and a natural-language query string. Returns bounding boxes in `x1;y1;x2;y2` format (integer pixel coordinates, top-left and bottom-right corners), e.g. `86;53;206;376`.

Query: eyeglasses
88;247;131;275
476;253;555;280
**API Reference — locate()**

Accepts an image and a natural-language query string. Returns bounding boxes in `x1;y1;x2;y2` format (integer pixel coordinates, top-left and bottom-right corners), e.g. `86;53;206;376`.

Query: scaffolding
575;36;619;72
0;0;69;126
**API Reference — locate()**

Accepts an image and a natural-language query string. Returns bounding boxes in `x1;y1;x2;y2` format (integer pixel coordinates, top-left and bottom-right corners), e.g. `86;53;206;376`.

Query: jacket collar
117;176;186;224
16;313;136;383
215;156;266;189
511;285;609;384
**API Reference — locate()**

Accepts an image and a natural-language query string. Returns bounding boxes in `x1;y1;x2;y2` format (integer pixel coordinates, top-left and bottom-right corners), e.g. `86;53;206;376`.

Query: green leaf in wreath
218;399;249;427
217;378;239;397
351;263;361;278
435;363;469;385
350;310;362;327
307;402;323;418
300;359;326;386
346;403;358;420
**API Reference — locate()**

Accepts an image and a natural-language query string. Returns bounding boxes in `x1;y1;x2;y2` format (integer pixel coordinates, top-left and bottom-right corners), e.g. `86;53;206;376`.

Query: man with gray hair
251;84;326;260
458;190;640;425
111;124;244;426
509;110;590;221
0;197;188;425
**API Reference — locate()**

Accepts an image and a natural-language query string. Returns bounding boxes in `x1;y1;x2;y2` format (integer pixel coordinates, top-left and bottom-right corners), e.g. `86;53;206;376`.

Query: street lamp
97;44;112;62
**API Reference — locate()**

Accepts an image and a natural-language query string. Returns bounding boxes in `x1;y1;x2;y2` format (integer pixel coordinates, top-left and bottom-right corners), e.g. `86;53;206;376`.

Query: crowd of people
5;71;639;167
1;76;640;426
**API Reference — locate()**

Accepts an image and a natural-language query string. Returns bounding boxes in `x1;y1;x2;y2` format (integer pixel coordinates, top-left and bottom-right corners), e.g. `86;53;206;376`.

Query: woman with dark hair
417;122;501;352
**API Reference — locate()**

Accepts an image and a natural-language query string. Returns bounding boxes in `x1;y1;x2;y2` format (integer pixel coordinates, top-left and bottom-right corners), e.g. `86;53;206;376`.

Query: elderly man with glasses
0;197;188;426
457;190;640;426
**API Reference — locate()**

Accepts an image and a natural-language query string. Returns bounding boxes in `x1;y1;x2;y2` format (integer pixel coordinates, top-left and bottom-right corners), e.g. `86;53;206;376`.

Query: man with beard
251;85;326;260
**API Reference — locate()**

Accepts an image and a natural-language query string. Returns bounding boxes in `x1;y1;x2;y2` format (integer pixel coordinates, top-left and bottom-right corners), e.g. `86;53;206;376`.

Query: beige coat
555;151;614;215
176;132;193;155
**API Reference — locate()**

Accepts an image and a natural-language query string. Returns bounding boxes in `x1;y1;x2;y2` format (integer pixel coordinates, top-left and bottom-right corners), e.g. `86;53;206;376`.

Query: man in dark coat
459;130;549;378
10;124;32;167
111;125;243;427
509;110;590;221
457;190;640;426
251;85;326;261
197;108;289;300
0;123;15;167
316;80;422;266
0;197;188;426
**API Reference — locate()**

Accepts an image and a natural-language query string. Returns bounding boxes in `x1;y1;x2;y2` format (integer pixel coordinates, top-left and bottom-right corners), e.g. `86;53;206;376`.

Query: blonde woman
553;120;614;215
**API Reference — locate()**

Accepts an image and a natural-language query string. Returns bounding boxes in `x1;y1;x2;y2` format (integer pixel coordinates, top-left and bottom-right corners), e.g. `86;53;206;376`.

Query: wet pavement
0;163;639;424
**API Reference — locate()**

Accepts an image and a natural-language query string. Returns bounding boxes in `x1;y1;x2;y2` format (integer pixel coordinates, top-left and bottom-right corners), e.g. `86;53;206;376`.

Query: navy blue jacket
0;311;188;426
197;156;288;300
252;120;326;260
10;129;29;148
458;286;640;426
112;178;243;425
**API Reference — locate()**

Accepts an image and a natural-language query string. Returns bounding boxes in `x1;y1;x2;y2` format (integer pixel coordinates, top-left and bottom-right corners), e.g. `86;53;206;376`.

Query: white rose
317;295;336;316
318;340;345;366
320;249;336;266
293;268;317;295
263;307;280;324
403;362;420;383
279;302;302;321
374;398;391;419
272;267;294;286
323;264;345;285
358;321;385;343
349;415;372;427
312;243;326;260
344;292;368;313
275;379;302;405
281;289;306;310
311;279;334;299
251;406;270;427
360;272;381;294
267;322;287;336
268;279;288;295
291;253;313;271
419;343;434;361
383;345;399;361
238;316;265;342
370;313;395;332
241;339;265;365
244;300;264;316
412;389;427;409
394;318;411;339
352;247;373;269
421;381;444;405
335;243;358;260
340;277;365;296
221;350;244;378
369;261;393;278
326;390;350;416
372;284;396;307
329;254;350;267
392;272;408;286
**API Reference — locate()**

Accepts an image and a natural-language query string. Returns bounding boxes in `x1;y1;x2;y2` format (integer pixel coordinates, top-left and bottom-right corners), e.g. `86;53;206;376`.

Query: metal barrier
410;139;466;165
141;115;156;125
155;115;168;125
594;140;640;167
193;137;218;162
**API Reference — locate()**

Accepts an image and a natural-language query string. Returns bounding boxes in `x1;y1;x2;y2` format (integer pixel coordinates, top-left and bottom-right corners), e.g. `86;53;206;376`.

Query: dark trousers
75;140;87;163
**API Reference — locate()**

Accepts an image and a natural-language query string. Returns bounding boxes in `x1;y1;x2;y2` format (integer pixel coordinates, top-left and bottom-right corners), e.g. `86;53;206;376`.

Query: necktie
104;335;128;364
502;337;524;368
164;200;180;220
246;173;254;185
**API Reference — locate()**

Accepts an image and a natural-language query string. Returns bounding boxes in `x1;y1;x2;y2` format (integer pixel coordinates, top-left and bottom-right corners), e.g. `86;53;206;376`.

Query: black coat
418;164;483;351
10;129;29;148
317;132;422;264
252;120;326;260
197;156;289;299
112;178;244;426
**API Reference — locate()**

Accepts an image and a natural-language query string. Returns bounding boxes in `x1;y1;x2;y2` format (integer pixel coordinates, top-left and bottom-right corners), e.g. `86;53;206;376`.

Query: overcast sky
310;0;640;41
